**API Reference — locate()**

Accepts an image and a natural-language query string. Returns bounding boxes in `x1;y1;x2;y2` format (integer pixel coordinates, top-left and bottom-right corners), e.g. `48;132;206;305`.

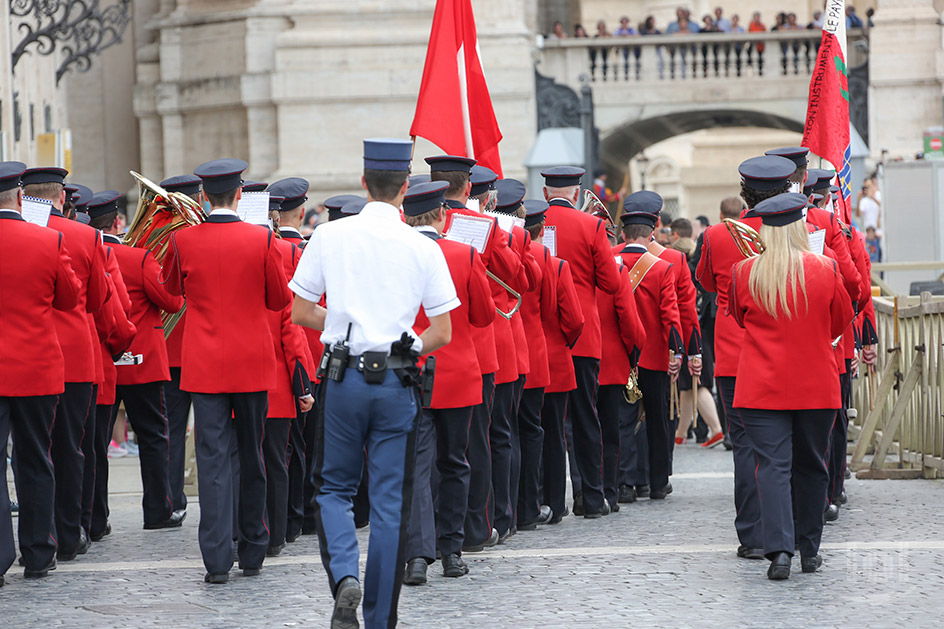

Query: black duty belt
346;354;415;370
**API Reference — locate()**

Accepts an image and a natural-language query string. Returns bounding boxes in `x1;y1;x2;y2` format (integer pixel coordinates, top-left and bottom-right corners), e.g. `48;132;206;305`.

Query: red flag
410;0;503;176
802;0;852;223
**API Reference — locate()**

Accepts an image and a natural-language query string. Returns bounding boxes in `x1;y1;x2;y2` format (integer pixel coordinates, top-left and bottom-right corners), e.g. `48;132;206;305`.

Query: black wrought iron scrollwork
9;0;132;84
535;69;581;131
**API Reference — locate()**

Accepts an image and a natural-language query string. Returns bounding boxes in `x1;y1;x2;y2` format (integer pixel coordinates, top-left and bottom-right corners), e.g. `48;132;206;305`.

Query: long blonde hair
747;221;810;318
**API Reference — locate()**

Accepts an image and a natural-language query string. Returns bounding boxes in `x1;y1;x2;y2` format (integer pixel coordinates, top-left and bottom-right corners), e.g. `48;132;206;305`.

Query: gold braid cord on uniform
125;171;207;336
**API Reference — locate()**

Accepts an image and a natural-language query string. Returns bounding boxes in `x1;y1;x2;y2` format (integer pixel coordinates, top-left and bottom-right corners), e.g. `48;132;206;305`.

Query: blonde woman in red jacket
731;192;853;581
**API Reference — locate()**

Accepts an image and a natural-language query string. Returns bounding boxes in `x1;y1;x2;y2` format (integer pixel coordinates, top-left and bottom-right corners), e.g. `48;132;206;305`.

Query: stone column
869;0;943;159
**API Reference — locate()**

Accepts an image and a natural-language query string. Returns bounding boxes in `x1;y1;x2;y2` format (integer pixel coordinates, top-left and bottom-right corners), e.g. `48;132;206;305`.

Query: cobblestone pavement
4;444;944;627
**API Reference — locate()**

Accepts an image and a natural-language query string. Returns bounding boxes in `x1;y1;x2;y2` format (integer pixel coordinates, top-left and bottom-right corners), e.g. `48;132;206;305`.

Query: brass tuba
580;188;616;228
623;368;643;404
487;270;522;320
124;171;206;336
723;218;766;258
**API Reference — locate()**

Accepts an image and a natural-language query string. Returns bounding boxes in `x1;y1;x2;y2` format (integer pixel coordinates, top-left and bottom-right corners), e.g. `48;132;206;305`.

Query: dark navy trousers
618;399;648;487
738;407;836;558
540;392;568;516
568;357;605;514
1;395;58;574
191;391;269;576
464;373;494;546
717;377;763;549
314;370;418;629
52;382;94;553
164;367;191;513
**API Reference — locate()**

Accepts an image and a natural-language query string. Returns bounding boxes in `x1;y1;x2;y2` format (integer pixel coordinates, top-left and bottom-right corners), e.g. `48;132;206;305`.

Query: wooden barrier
849;292;944;479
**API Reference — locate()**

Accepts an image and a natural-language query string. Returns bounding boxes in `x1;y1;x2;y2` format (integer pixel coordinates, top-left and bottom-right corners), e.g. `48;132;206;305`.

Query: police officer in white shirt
290;138;458;629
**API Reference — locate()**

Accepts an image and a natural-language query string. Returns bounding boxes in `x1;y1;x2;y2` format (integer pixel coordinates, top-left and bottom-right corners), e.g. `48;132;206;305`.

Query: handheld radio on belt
325;323;353;382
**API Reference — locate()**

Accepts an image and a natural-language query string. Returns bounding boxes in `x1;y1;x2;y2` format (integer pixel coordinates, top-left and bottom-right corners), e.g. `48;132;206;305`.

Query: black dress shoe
618;485;637;503
548;506;569;525
635;484;651;498
498;528;513;543
801;555;823;573
89;522;111;542
650;482;672;500
462;528;499;553
355;519;369;529
144;510;186;530
286;529;301;543
267;542;286;557
204;572;229;584
24;557;56;579
767;552;791;580
609;500;620;513
737;545;765;560
601;500;611;516
844;466;851;479
403;558;427;585
242;567;261;577
824;504;839;522
519;505;553;530
572;492;584;516
57;532;91;561
302;526;317;536
838;490;848;505
722;435;733;451
442;553;469;578
332;576;361;629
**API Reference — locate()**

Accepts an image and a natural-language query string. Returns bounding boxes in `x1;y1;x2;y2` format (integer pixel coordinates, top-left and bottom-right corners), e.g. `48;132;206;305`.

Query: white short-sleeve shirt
290;201;459;355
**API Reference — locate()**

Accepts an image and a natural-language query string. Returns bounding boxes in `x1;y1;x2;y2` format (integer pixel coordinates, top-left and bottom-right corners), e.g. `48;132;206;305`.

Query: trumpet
723;218;766;258
580;188;617;227
487;270;522;320
125;171;206;336
623;368;643;404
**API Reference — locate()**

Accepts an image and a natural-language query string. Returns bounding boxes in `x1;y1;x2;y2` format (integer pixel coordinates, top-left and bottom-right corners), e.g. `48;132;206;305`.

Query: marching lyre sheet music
543;225;557;256
445;213;493;253
236;191;270;226
22;196;53;227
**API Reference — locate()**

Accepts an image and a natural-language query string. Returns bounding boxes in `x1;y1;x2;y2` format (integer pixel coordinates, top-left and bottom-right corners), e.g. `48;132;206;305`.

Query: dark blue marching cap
22;167;68;187
363;138;413;171
620;190;663;227
160;175;202;197
403;181;449;217
524;199;549;227
268;196;285;212
425;155;476;174
764;146;809;169
268;177;309;212
340;197;368;216
540;166;584;188
241;181;268;193
739;156;796;191
0;161;26;193
494;179;527;213
87;191;121;218
753;192;808;226
469;166;498;197
71;184;94;211
194;158;248;195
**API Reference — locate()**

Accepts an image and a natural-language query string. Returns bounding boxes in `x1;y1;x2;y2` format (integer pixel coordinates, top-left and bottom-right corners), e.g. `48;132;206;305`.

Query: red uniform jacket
806;206;863;307
649;241;701;356
543;199;620;359
542;257;585;393
94;245;136;405
414;233;495;408
598;264;647;386
732;253;853;409
522;242;557;390
279;227;305;247
695;217;763;377
268;235;314;418
0;212;80;396
444;201;524;377
109;234;184;386
615;243;683;372
162;214;291;393
852;228;878;348
166;311;185;368
48;212;109;383
509;225;540;378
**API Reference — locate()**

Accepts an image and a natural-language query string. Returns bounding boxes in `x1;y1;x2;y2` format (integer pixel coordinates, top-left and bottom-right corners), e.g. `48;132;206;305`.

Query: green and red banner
802;0;852;223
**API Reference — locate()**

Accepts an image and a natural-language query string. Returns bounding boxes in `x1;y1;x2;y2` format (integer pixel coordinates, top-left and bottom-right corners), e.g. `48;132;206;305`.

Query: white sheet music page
22;196;53;227
445;213;493;254
237;192;270;226
484;210;525;233
543;225;557;256
808;229;826;256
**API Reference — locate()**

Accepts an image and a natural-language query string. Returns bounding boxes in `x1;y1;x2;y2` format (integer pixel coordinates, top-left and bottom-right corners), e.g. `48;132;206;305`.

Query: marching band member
163;158;292;584
615;193;683;501
540;254;585;523
542;166;621;518
0;162;80;582
159;174;204;519
696;155;795;558
731;193;853;580
290;139;458;629
517;200;556;529
25;167;109;561
402;180;495;584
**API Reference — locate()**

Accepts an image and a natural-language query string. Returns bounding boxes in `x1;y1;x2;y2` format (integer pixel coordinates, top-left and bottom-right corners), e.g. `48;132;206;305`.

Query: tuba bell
723;218;766;258
124;171;206;336
623;368;643;404
580;188;616;228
